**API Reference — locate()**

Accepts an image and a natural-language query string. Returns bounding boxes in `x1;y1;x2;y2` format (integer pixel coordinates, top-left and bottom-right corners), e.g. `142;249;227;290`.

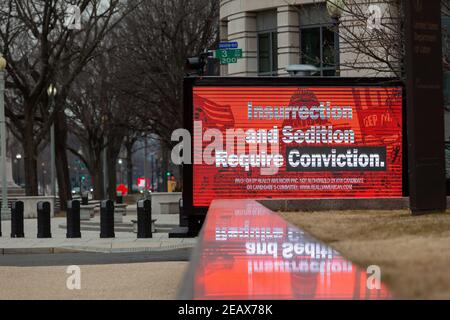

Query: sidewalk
0;206;197;254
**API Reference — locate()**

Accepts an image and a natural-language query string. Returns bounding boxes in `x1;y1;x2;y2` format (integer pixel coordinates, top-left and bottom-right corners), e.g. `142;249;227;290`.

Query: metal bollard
116;192;123;204
37;201;52;238
81;192;89;206
11;201;25;238
179;198;188;227
67;200;81;238
137;199;152;238
100;200;115;238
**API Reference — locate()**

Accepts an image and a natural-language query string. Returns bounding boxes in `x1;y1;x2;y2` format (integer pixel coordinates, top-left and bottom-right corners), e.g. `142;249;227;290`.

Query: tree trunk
125;140;134;194
161;143;169;192
23;106;38;196
106;135;123;200
54;111;71;211
178;164;183;191
107;158;117;200
91;160;104;200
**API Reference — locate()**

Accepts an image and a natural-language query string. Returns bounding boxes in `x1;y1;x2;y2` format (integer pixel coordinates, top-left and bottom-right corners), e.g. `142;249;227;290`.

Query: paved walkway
0;207;197;254
0;262;188;299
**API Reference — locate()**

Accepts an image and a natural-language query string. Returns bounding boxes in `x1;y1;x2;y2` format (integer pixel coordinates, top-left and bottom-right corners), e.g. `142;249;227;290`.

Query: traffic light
166;171;172;177
185;57;206;76
185;51;217;76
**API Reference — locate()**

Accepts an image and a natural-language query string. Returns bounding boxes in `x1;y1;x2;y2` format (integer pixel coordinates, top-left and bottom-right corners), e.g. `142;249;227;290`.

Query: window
257;11;277;76
300;26;337;76
299;4;339;76
258;31;278;75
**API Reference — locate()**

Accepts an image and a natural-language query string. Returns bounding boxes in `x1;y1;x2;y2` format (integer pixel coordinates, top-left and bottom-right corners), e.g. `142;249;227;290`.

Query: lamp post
144;135;149;194
41;162;46;195
0;55;10;220
15;153;22;186
102;116;108;199
326;0;344;76
118;159;123;185
47;84;57;199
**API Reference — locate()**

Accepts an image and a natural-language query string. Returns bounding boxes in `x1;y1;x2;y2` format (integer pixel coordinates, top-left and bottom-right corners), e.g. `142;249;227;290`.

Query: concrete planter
114;204;127;223
80;205;95;221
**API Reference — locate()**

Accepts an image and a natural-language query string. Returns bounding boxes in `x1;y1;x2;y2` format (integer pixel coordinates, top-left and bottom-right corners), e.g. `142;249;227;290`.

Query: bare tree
113;0;219;190
0;0;127;202
66;44;126;200
117;0;219;140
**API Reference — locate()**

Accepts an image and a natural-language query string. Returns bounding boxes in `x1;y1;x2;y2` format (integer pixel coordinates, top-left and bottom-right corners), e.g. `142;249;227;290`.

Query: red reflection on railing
190;200;391;300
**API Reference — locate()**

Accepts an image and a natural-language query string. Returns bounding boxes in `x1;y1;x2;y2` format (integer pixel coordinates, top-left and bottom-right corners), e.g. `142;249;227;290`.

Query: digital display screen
192;86;403;207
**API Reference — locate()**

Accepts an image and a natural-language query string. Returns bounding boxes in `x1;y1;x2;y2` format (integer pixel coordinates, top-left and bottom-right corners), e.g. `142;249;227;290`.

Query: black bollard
67;200;81;238
11;201;24;238
37;201;51;238
100;200;115;238
81;192;89;206
137;199;152;238
116;192;123;204
179;198;188;227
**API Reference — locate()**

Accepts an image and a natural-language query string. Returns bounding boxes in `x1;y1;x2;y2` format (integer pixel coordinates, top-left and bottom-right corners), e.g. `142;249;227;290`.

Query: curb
0;248;81;255
0;243;196;255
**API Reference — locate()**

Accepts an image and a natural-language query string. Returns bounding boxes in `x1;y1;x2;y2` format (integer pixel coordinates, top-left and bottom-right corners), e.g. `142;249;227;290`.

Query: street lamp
101;115;108;198
15;153;22;186
326;0;344;76
0;54;10;222
47;84;57;198
41;162;46;195
118;159;123;184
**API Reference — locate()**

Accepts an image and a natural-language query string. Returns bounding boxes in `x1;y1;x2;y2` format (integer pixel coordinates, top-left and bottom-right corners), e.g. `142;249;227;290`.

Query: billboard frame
183;76;406;224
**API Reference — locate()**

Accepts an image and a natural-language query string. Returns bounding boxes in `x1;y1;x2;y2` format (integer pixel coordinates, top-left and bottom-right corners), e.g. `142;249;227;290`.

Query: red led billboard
190;81;403;208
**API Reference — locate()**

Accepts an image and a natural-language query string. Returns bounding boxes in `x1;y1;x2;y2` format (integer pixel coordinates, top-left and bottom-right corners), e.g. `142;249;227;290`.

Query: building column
227;12;257;76
277;6;300;76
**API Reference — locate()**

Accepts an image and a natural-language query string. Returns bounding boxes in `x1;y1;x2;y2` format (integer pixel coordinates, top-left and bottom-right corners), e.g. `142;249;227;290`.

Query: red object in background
116;184;128;195
193;87;403;207
137;178;151;190
183;199;391;300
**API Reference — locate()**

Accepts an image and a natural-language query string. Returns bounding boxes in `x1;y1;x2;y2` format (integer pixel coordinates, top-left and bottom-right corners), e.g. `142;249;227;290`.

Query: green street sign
216;49;243;65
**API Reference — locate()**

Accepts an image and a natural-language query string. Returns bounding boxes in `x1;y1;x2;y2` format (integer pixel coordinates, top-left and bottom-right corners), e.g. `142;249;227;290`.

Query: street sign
215;49;243;65
219;41;238;49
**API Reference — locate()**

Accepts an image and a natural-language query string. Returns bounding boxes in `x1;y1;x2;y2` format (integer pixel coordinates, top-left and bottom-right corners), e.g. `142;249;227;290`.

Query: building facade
219;0;394;77
219;0;448;84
